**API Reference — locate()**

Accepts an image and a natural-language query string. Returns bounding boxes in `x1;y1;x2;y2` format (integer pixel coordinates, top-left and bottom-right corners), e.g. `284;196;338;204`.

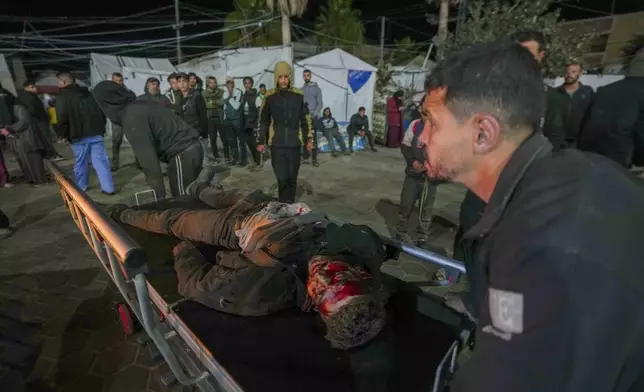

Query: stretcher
46;160;473;392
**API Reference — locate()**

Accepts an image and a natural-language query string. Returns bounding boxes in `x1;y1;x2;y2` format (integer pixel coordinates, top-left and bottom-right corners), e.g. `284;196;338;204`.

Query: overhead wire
0;6;176;37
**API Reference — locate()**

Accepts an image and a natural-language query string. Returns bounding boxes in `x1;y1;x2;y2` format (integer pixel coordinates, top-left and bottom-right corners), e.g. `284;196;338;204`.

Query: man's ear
472;114;502;155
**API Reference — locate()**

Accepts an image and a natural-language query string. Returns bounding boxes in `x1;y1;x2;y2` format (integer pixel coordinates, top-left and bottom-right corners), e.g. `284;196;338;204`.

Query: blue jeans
71;136;114;193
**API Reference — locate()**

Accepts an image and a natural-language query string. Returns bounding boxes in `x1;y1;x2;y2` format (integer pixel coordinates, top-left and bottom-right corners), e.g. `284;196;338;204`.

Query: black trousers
271;146;301;203
167;143;204;199
396;176;437;238
302;130;319;161
245;128;261;165
111;123;123;168
208;118;228;160
9;137;46;185
348;130;375;151
0;208;9;229
225;120;246;164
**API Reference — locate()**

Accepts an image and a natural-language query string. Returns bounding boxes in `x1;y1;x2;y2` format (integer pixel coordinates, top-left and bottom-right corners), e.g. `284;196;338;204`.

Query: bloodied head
419;40;545;185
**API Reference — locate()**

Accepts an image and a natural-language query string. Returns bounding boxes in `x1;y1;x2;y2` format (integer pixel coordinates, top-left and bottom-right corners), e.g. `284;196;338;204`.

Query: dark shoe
343;151;351;156
371;147;378;152
312;160;319;167
301;159;309;164
415;238;428;249
101;191;116;196
52;155;65;162
331;152;338;158
186;165;218;195
395;232;412;244
32;183;47;188
111;165;119;172
238;162;247;168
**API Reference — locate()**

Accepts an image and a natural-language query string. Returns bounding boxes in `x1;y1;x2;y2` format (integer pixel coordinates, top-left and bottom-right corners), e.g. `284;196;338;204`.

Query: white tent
177;46;288;90
90;53;176;96
391;66;429;95
0;54;16;96
293;49;377;123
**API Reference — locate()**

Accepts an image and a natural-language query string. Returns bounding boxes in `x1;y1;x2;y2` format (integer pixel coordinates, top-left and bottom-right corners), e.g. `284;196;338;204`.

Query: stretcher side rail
45;161;244;392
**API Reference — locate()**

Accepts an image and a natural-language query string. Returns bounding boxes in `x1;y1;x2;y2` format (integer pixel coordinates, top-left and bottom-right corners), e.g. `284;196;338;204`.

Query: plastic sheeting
90;53;175;95
177;46;288;91
0;55;16;96
316;127;366;153
293;49;377;123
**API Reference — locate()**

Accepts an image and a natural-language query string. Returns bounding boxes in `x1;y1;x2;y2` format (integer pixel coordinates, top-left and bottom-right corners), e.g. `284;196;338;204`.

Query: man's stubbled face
189;75;197;87
207;78;217;90
564;64;581;85
147;80;159;95
244;79;253;91
178;78;189;93
419;87;475;183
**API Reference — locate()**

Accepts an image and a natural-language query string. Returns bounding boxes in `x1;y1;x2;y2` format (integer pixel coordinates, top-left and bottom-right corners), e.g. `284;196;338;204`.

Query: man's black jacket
258;87;311;148
452;133;644;392
578;77;644;168
17;90;48;123
548;83;595;143
181;89;208;138
56;84;106;142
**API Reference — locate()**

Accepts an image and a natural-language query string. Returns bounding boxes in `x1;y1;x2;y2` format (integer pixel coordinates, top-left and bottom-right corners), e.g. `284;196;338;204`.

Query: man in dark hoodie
241;76;263;169
348;107;377;152
257;61;312;203
19;80;64;161
165;73;183;115
177;73;209;166
109;72;136;171
138;77;171;109
56;72;115;194
93;80;202;200
319;107;348;157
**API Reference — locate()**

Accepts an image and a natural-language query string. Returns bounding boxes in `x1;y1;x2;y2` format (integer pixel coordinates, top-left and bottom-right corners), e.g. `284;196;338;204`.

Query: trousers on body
271;146;301;203
71;135;115;193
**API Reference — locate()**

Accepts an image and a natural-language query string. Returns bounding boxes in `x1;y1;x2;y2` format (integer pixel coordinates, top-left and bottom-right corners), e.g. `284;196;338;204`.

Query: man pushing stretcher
106;167;390;350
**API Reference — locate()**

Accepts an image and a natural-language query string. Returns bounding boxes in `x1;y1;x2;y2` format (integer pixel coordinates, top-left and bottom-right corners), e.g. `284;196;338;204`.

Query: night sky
0;0;642;71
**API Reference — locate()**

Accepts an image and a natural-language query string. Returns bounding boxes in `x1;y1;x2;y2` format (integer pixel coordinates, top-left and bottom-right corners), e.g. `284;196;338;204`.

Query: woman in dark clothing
386;90;404;148
0;102;48;186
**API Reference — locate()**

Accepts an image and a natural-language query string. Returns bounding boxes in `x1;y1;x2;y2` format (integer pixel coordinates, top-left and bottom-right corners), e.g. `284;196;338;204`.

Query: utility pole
174;0;182;63
379;16;386;65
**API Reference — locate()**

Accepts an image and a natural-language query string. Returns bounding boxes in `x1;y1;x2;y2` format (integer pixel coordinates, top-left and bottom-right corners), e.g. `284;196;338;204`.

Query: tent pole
174;0;182;63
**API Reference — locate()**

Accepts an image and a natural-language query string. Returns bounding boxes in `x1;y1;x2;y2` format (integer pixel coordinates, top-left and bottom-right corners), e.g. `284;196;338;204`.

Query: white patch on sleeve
401;120;418;147
488;288;524;334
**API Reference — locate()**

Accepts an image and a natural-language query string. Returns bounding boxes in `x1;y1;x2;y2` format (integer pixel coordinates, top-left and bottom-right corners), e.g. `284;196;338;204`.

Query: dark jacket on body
548;83;595;143
242;88;261;129
258;62;312;148
93;81;200;199
202;87;224;120
578;77;644;168
452;133;644;392
348;113;370;134
181;89;208;138
17;90;49;124
56;84;107;142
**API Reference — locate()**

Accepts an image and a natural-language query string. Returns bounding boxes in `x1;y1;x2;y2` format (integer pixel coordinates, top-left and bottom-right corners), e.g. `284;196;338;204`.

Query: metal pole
174;0;182;63
379;16;386;65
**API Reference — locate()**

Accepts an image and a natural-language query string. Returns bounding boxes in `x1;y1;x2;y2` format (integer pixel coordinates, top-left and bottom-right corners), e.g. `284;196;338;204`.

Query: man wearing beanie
257;61;313;203
137;77;171;108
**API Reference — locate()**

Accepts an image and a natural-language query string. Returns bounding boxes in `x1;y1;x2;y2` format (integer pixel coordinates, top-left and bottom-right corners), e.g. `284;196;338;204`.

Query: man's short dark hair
188;72;197;78
425;40;545;135
303;69;311;74
358;106;366;112
176;73;189;81
207;76;216;81
112;72;123;79
23;80;35;88
167;72;177;81
259;83;266;89
56;71;75;84
509;30;546;52
243;76;254;85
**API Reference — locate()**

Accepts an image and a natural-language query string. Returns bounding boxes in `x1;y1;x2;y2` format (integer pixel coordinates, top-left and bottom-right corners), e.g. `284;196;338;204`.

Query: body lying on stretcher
107;179;393;350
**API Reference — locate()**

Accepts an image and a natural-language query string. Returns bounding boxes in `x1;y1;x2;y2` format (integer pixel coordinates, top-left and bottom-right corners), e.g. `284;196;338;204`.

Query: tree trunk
281;13;293;65
437;0;450;59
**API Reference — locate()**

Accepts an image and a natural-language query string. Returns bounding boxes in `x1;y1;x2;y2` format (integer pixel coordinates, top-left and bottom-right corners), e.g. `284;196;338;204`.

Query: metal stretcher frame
46;160;471;392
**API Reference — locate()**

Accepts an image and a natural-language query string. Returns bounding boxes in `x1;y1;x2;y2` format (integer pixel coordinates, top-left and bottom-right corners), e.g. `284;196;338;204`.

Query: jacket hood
322;106;332;117
273;61;292;89
143;77;161;94
92;80;136;126
61;83;92;97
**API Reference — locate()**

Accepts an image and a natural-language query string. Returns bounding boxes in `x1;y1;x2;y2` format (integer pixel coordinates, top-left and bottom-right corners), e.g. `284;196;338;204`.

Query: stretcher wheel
116;303;135;337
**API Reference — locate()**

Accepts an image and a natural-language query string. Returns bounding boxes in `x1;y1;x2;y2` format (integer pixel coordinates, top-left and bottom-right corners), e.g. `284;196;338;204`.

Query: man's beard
564;76;579;84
